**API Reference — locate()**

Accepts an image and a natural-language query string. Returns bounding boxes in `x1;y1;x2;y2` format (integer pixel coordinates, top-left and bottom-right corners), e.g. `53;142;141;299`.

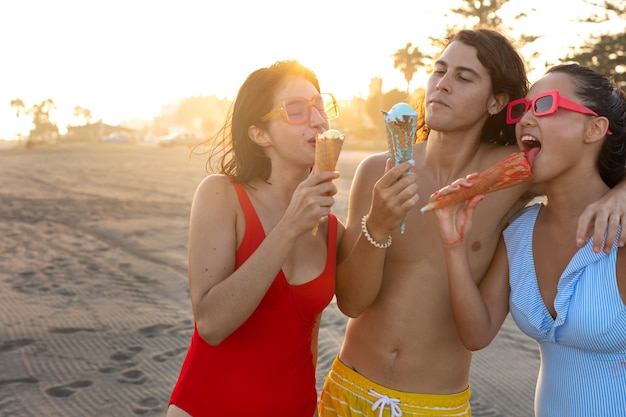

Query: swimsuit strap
231;181;265;239
327;213;338;250
232;180;338;250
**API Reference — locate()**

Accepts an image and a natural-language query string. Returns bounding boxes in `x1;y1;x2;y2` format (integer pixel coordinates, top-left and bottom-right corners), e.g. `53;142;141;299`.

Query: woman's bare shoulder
196;173;233;192
193;174;239;206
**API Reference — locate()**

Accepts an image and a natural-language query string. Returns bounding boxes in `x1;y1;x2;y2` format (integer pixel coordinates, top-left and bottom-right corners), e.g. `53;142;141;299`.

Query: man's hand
577;189;626;253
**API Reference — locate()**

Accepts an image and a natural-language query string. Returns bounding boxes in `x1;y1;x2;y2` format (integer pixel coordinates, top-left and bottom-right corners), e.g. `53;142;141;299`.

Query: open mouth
520;135;541;166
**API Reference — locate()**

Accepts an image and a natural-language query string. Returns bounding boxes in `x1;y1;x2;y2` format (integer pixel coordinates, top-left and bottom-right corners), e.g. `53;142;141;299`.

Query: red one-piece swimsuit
169;181;337;416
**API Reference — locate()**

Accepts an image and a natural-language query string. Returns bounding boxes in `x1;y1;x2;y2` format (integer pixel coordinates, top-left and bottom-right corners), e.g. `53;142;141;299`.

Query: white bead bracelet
361;214;392;249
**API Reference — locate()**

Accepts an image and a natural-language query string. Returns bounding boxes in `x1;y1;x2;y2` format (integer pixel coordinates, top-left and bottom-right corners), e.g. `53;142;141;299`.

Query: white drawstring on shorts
369;388;402;417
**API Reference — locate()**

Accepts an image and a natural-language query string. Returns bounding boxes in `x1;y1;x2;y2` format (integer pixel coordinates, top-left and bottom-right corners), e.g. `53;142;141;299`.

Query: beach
0;142;540;416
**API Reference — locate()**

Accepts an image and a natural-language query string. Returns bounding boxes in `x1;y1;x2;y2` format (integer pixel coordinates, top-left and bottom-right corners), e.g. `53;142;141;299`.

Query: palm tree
10;98;26;117
30;99;56;128
9;98;59;146
73;105;93;125
392;43;426;96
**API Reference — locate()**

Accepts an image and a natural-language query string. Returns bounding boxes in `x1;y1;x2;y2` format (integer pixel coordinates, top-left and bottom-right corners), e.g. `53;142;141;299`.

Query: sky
0;0;621;140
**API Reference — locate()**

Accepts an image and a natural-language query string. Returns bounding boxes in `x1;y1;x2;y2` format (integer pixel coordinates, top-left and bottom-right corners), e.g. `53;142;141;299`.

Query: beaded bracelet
361;214;392;249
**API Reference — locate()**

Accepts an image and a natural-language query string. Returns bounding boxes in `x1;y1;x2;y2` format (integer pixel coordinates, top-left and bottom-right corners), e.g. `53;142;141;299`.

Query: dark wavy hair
414;28;529;145
199;60;321;184
548;63;626;187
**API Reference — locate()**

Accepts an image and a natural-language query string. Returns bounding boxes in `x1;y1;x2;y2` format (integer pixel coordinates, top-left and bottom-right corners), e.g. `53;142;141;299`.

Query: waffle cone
312;130;344;235
314;135;344;173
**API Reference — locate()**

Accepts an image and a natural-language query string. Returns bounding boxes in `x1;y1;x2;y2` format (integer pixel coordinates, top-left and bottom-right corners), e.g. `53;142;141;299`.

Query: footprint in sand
117;368;147;385
98;346;148;385
137;323;174;338
98;346;143;374
152;347;187;363
139;320;193;339
109;345;144;362
132;396;161;415
45;380;93;398
0;338;34;352
48;327;96;335
10;270;77;296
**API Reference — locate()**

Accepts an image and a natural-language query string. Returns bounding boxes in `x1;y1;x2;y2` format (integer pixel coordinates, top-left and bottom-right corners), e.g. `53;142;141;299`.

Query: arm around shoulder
576;180;626;253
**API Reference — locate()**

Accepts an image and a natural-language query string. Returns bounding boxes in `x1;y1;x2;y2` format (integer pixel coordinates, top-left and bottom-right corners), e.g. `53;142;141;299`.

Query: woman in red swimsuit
167;60;344;417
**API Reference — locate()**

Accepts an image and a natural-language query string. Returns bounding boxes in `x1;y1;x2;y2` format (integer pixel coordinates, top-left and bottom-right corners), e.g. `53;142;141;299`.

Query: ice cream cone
314;129;345;174
421;151;534;213
312;129;345;235
382;102;417;234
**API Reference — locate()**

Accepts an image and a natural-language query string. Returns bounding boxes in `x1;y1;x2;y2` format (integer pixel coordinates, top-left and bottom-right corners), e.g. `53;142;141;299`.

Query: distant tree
363;77;418;147
443;0;541;71
564;0;626;89
385;1;542;111
9;98;59;147
392;42;427;95
448;0;507;27
382;89;411;115
365;77;384;128
10;98;26;117
330;98;381;148
73;105;93;125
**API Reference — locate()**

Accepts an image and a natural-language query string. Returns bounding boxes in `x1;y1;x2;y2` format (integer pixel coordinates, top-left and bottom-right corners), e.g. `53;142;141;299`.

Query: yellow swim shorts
319;357;471;416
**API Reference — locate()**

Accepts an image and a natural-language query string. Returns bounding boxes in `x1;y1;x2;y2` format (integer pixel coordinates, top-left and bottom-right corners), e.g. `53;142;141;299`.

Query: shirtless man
319;28;626;416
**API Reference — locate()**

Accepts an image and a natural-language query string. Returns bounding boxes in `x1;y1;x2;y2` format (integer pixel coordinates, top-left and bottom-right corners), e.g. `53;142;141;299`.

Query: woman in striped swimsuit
432;63;626;416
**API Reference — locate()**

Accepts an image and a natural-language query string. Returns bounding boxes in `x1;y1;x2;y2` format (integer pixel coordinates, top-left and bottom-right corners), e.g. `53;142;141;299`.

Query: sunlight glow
0;0;621;139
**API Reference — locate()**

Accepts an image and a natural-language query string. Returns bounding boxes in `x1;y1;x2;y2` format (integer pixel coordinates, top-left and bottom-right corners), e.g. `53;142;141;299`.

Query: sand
0;142;540;417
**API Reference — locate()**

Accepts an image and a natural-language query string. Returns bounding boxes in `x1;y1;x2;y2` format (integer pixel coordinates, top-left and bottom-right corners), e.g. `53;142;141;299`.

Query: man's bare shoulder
477;143;520;166
360;150;390;165
354;151;389;179
475;144;540;223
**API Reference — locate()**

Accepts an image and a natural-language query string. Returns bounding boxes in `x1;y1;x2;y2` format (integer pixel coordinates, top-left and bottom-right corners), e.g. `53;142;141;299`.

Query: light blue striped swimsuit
504;204;626;417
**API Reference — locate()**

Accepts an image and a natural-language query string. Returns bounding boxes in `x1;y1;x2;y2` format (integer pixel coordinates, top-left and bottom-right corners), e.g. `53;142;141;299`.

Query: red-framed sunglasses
506;90;612;135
